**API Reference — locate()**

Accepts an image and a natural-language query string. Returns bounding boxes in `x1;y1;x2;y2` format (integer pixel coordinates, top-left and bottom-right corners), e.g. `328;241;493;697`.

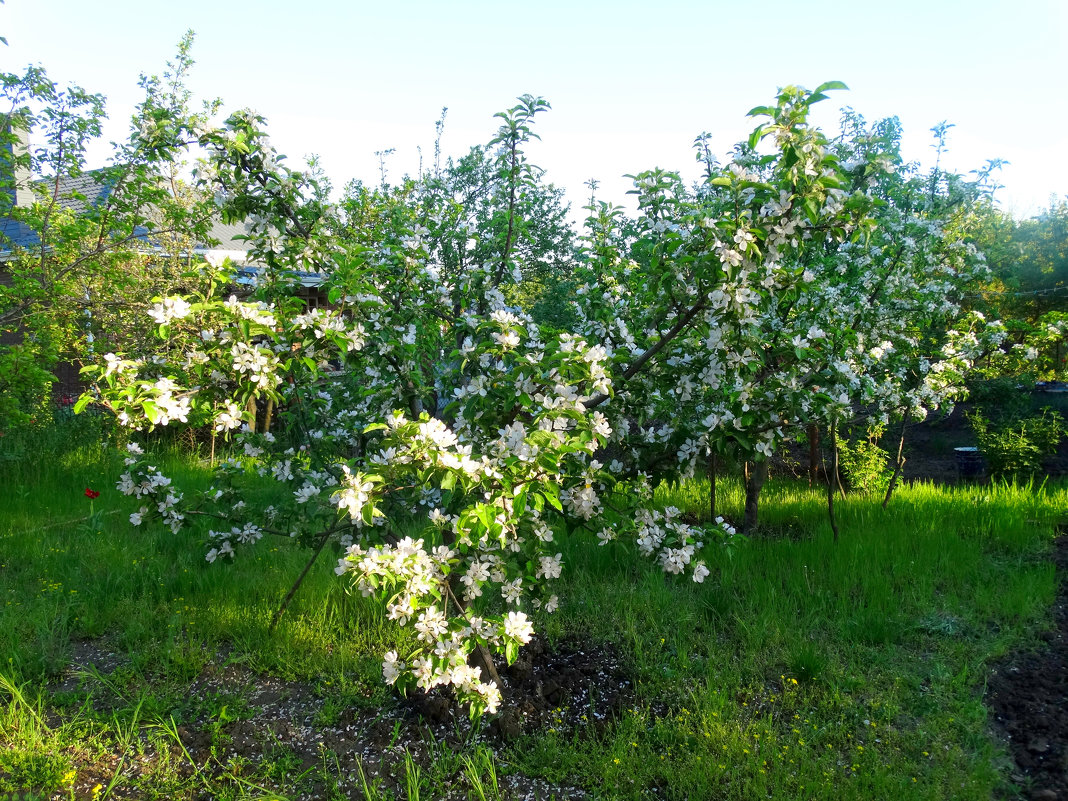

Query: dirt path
987;536;1068;800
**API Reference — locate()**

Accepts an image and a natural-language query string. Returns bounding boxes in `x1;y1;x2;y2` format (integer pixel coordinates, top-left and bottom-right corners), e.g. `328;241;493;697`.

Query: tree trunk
246;396;258;433
743;460;768;533
807;423;820;487
468;637;503;689
449;583;502;689
708;451;717;521
441;530;503;689
827;423;840;541
882;415;909;509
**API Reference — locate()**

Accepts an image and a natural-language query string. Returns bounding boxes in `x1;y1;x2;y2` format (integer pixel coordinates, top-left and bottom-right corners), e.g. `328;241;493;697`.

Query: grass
0;423;1065;799
530;475;1063;799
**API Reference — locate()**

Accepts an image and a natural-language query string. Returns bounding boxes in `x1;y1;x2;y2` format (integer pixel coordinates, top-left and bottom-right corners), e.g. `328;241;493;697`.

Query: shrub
968;407;1065;479
837;429;892;494
0;402;116;464
968;376;1032;422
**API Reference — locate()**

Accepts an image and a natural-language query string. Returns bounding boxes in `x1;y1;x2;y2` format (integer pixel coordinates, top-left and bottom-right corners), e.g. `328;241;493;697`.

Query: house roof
38;172;111;215
1;168;329;289
1;171;117;250
0;216;37;250
204;217;257;252
0;169;255;259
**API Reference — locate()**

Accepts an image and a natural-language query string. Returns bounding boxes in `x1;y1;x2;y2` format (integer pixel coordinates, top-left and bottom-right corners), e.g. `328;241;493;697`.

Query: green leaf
72;394;92;415
543;490;563;513
513;486;528;516
142;400;160;425
477;504;497;531
505;640;518;666
361;502;376;526
747;125;764;151
813;80;849;94
440;471;456;492
537;452;560;472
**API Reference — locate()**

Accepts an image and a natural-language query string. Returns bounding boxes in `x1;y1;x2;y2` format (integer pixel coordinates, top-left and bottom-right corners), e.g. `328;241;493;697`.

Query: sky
2;0;1066;222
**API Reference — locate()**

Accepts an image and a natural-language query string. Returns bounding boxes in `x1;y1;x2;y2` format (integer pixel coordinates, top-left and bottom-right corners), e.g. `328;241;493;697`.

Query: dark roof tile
1;171;253;260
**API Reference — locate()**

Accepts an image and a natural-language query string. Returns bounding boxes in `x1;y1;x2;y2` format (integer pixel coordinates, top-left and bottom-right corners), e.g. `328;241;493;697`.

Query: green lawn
0;433;1063;800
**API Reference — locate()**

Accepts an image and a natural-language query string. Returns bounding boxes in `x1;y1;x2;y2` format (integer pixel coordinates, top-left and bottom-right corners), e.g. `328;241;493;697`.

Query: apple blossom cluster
147;296;192;325
116;443;184;533
977;311;1068;382
632;505;735;583
334;536;508;713
81;274;370;433
324;424;568;710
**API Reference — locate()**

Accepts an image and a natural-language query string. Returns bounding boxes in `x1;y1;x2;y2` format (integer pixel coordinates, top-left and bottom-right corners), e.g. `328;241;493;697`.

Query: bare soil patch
987;535;1068;801
48;635;633;800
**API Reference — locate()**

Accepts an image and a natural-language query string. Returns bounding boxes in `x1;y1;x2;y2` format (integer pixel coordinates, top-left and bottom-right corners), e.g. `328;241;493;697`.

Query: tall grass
523;475;1063;799
1;430;1064;799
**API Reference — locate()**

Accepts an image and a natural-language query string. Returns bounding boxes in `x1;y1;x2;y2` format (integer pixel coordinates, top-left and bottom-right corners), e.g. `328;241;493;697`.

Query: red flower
84;488;100;500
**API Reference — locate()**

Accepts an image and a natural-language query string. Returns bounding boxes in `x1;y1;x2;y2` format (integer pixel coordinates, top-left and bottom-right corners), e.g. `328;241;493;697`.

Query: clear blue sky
3;0;1066;220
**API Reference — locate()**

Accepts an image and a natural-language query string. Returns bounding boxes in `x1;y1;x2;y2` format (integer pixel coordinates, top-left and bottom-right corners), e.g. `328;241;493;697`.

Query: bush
967;407;1065;479
967;376;1032;422
837;429;892;494
0;345;57;432
0;403;117;464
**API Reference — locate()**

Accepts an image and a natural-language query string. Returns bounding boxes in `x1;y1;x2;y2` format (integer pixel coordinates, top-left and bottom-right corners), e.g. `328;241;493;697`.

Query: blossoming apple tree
572;90;1005;528
82;80;1001;714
